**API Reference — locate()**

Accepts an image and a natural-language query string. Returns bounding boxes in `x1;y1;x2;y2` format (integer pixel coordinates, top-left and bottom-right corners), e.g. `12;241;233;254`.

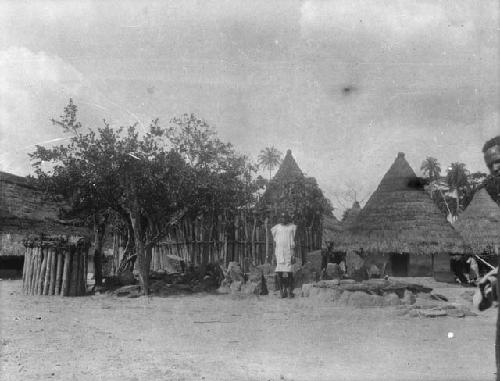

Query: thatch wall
453;188;500;254
336;153;464;255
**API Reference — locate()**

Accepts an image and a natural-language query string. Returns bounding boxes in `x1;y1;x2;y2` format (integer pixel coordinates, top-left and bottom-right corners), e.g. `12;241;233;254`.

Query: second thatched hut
336;152;464;277
453;187;500;267
0;171;91;286
342;201;362;229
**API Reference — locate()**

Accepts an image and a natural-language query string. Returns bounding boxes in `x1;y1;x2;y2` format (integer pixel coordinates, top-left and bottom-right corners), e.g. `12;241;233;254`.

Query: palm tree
420;156;441;180
446;162;470;216
258;147;282;181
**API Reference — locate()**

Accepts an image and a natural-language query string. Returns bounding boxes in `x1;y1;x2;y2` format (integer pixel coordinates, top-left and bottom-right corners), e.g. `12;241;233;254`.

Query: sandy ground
0;279;498;381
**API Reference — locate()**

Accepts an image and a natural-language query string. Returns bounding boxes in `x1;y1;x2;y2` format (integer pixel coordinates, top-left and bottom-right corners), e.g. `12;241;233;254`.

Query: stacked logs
22;235;89;297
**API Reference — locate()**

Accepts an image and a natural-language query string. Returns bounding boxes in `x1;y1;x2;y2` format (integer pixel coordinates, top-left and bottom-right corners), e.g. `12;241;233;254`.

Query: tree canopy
424;161;486;218
420;156;441;180
258;146;282;180
446;162;469;191
29;101;258;294
30;101;334;293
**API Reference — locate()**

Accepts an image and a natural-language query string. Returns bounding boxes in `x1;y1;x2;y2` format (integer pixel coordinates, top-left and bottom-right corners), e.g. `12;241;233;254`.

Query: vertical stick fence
22;235;90;297
112;211;323;274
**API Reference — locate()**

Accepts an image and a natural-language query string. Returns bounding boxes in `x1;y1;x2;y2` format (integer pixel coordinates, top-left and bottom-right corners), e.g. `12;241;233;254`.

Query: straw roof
322;214;343;248
453;188;500;254
260;149;306;208
342;201;362;228
0;171;90;240
272;149;304;183
336;152;464;254
260;149;319;213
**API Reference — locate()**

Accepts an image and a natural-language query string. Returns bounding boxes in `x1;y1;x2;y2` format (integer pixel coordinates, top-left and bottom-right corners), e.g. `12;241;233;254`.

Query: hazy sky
0;0;498;217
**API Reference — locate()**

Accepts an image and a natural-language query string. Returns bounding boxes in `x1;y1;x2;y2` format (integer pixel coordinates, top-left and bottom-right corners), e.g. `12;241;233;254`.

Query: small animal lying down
474;268;499;311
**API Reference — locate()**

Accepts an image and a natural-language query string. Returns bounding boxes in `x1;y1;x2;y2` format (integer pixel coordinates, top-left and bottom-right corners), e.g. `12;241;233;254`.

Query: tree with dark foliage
420;156;441;181
30;102;257;295
258;146;282;181
30;99;126;287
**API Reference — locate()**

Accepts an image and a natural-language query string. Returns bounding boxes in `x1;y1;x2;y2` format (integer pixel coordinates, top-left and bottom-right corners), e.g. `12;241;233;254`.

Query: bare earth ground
0;278;497;381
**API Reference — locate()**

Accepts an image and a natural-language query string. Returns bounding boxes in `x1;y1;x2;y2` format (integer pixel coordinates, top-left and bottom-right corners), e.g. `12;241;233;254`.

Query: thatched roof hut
0;171;89;256
322;214;343;248
453;188;500;254
260;149;322;210
259;149;306;213
320;201;360;250
342;201;361;228
272;149;304;183
336;152;464;255
258;149;332;257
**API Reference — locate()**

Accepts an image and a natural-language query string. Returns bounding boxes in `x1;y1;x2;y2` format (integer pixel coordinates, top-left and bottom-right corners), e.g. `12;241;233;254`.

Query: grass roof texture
259;150;331;226
453;188;500;254
0;171;90;240
0;214;89;237
272;149;304;183
342;201;362;229
336;152;464;255
322;214;343;247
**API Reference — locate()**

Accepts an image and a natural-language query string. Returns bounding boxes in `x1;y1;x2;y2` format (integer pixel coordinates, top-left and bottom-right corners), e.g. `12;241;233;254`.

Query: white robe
467;257;479;279
271;223;297;272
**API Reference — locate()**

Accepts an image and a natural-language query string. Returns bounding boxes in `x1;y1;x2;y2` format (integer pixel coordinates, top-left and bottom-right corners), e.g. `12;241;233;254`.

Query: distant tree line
420;156;487;218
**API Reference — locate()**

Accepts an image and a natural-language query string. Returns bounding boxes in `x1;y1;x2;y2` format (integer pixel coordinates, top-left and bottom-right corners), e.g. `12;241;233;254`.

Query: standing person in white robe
271;213;297;298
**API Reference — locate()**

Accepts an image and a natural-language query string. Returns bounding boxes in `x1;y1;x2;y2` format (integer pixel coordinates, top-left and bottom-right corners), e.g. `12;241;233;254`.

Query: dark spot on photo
342;86;355;95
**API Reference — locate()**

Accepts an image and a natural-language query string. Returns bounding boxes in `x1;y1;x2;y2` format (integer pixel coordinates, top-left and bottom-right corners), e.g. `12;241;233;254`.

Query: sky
0;0;499;218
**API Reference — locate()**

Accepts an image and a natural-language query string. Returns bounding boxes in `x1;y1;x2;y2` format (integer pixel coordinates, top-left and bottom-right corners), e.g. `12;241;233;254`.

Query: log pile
22;235;89;297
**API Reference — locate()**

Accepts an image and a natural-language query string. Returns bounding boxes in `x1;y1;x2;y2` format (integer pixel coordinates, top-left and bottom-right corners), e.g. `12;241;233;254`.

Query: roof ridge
272;149;304;182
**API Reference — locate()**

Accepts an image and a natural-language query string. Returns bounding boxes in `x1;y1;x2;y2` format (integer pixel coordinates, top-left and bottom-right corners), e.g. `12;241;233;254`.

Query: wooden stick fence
113;212;323;274
22;236;90;297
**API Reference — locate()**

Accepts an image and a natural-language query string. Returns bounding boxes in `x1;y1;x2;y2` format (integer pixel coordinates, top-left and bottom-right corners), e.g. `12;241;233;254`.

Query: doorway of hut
390;253;409;276
0;255;24;279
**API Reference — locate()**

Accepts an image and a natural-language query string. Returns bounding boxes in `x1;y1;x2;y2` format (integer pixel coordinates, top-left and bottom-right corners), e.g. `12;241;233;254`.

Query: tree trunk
129;201;150;296
93;214;107;287
117;216;135;273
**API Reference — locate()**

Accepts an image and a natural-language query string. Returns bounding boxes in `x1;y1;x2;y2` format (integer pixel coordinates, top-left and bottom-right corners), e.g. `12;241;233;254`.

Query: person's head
483;136;500;176
278;213;285;224
279;212;291;225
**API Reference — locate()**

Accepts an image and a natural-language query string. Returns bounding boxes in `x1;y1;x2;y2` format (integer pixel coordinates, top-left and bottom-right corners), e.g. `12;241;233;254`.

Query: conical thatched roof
342;201;362;228
336;152;464;254
453;188;500;254
272;149;304;183
322;214;343;248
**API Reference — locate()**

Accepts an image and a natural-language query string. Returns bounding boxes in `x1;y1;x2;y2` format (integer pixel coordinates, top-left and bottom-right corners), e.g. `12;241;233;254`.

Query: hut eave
335;230;464;255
